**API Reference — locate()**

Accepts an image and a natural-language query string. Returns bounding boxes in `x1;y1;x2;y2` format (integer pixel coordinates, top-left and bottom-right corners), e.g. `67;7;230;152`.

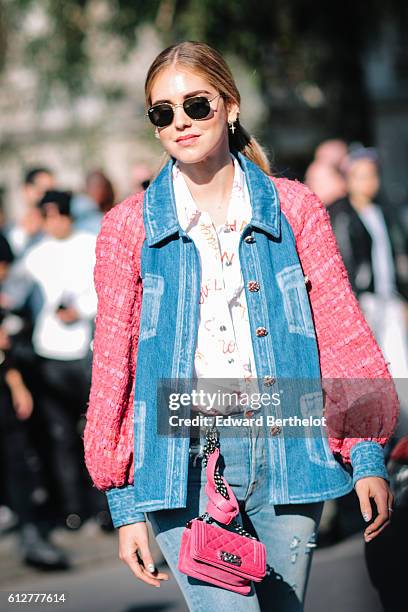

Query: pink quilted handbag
178;427;267;595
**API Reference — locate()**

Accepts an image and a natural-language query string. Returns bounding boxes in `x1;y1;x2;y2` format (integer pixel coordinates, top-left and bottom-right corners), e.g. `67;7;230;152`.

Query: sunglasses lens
148;105;174;127
184;97;211;120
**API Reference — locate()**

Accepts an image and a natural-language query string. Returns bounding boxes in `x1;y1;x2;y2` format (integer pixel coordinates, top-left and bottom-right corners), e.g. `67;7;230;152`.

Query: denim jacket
97;152;393;527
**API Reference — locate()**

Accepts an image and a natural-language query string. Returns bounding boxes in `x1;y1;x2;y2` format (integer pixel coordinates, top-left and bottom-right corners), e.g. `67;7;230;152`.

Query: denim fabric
106;485;145;527
106;151;387;527
350;441;389;487
147;428;324;611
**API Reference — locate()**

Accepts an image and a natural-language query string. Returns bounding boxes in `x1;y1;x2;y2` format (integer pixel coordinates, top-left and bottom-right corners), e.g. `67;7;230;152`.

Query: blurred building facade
0;11;407;219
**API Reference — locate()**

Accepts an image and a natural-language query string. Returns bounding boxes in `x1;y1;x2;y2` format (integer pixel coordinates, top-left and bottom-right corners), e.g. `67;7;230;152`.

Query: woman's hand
118;522;169;587
355;476;393;543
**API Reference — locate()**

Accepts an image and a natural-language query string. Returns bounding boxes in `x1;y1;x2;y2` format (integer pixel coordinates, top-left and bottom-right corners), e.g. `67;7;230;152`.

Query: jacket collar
143;150;281;247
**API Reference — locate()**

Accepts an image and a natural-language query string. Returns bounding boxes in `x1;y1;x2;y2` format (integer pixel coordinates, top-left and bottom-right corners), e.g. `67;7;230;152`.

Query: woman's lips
176;135;200;146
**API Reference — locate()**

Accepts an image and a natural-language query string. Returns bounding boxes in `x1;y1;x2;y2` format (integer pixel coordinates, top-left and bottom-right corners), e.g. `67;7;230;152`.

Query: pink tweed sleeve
83;194;145;490
276;178;399;462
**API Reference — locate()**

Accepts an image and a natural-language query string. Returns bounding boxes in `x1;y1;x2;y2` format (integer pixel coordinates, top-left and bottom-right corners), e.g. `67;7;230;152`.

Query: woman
84;42;398;611
328;147;408;382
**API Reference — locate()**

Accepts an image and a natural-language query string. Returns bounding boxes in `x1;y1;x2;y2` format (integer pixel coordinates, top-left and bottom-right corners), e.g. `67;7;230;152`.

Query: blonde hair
145;41;271;175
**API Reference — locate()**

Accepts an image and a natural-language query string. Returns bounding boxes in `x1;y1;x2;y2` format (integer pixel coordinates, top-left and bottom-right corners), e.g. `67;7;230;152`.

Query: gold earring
228;120;236;135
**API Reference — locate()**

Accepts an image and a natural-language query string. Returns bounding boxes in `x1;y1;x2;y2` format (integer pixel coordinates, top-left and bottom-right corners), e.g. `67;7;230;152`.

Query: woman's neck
176;145;235;219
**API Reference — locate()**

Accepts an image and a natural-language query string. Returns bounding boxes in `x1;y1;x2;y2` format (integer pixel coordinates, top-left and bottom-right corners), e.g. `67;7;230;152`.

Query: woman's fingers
118;523;169;587
365;489;394;542
121;550;162;587
357;485;372;523
365;519;390;542
355;477;393;542
137;541;169;582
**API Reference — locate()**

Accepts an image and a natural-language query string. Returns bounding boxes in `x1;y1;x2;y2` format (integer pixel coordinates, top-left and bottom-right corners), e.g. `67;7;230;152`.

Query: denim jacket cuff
350;441;389;488
105;485;146;528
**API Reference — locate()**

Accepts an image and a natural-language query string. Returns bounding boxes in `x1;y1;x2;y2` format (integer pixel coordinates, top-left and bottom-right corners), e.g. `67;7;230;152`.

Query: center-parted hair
144;41;270;175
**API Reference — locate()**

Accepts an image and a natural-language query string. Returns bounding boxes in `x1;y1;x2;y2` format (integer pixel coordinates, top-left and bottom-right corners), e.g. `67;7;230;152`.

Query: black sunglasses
146;94;221;127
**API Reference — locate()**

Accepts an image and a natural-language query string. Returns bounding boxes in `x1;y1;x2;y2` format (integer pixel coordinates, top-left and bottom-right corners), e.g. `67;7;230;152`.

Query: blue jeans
147;424;324;611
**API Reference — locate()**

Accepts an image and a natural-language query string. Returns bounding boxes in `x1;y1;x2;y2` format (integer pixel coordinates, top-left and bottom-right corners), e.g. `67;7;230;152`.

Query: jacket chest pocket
276;264;315;339
139;273;165;341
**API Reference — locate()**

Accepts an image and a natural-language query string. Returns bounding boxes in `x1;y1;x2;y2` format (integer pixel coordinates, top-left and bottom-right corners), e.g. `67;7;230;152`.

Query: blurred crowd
305;140;408;387
0;164;152;570
306;140;408;611
0;145;407;609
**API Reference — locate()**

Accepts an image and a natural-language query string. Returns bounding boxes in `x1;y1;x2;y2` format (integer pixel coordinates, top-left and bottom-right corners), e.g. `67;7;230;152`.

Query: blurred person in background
15;190;100;530
0;232;69;569
324;147;408;546
71;170;115;235
130;163;153;193
328;147;408;384
6;167;55;258
304;139;348;206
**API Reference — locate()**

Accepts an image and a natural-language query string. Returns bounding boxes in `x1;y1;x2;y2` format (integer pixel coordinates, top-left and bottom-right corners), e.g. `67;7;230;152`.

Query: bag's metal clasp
219;551;242;566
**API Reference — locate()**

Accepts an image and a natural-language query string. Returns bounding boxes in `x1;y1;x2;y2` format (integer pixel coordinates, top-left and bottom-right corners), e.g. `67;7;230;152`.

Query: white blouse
173;154;258;414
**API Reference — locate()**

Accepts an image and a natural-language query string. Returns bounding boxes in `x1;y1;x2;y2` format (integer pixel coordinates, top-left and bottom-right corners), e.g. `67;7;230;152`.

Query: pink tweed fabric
83;178;399;491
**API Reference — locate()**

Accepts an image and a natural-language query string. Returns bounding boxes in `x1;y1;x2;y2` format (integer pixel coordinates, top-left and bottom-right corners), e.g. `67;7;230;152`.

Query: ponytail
228;117;271;175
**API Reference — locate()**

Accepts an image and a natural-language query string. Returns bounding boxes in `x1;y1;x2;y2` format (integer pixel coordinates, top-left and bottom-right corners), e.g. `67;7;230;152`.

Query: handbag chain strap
199;423;257;541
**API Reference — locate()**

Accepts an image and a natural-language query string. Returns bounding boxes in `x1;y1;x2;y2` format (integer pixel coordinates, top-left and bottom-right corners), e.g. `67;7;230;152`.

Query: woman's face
347;159;380;201
149;65;238;165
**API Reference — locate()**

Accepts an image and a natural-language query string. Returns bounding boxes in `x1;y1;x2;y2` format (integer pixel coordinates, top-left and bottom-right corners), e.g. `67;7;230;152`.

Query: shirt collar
143;150;281;247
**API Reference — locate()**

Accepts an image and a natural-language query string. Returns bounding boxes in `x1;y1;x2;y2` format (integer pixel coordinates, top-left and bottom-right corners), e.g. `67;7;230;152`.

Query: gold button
264;376;276;386
256;327;268;337
270;426;282;436
244;235;255;244
248;281;260;292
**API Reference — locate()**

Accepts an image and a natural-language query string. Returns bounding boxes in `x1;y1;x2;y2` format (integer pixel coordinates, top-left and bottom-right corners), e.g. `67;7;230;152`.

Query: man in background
0;232;69;568
16;190;98;529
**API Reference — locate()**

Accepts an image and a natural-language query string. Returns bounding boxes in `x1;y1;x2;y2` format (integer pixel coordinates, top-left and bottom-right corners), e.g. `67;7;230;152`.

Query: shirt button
256;327;268;337
264;375;276;386
225;260;232;267
228;358;235;364
270;425;282;436
244;235;255;244
219;325;227;331
248;281;260;292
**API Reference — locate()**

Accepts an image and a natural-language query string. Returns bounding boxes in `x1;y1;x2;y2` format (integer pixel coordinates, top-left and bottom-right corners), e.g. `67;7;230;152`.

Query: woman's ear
227;102;240;124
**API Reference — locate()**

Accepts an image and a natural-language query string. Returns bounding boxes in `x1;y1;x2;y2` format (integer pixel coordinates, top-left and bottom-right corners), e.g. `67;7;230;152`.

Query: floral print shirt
172;154;258;412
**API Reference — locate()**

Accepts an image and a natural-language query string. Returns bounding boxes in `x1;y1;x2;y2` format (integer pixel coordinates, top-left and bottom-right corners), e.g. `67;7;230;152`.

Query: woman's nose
173;105;192;129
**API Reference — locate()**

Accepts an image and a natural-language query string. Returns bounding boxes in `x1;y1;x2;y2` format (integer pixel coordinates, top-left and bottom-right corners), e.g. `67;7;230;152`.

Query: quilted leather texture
178;522;252;595
191;519;266;580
